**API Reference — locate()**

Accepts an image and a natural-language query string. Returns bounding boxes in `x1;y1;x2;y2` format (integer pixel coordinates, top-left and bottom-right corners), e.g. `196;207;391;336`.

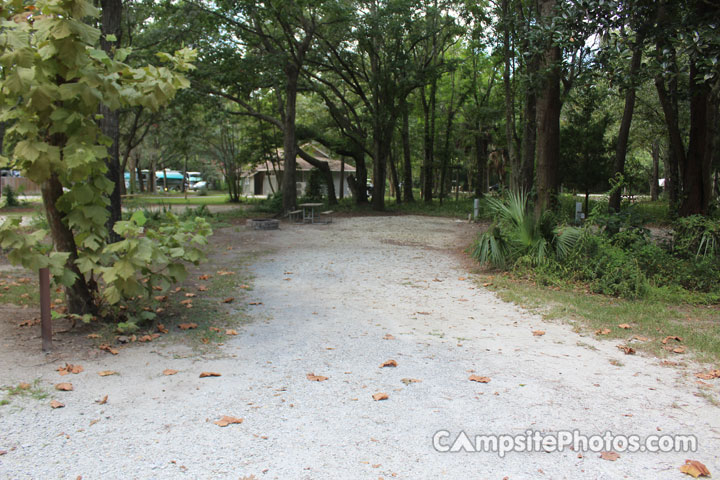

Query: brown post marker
39;267;52;352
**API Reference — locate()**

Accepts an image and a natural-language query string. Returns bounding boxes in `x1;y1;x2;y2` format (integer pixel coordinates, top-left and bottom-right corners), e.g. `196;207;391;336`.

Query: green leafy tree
0;0;208;322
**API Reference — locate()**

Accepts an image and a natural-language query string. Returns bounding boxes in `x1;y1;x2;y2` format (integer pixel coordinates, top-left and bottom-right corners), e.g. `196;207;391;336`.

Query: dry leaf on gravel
55;383;73;391
372;392;389;401
633;336;651;342
199;274;211;280
680;460;711;478
57;363;83;375
401;378;422;385
672;346;686;354
380;360;397;368
662;335;683;344
617;345;636;355
17;382;30;390
214;416;243;427
469;375;491;383
596;328;611;335
99;344;119;355
306;373;329;382
87;333;100;339
197;285;208;292
209;327;222;333
156;324;169;334
199;372;221;378
97;395;108;405
97;370;117;377
178;323;198;330
383;334;395;340
50;400;64;409
600;451;620;461
618;324;631;329
180;299;193;306
222;297;235;303
154;295;168;302
163;369;178;376
695;370;720;380
217;270;235;276
532;330;545;336
225;329;238;335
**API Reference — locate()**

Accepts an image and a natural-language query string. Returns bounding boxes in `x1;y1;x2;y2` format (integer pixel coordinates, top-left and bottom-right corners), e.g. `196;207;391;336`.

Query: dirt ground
0;215;718;479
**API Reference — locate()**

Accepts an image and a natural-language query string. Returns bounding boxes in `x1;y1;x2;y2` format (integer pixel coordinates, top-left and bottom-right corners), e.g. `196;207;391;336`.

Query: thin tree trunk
281;67;300;212
609;34;644;212
475;130;488;198
422;78;437;203
297;147;338;205
650;141;660;201
389;144;401;203
520;86;536;195
402;100;415;202
501;0;518;190
41;174;98;316
100;0;122;242
339;157;344;199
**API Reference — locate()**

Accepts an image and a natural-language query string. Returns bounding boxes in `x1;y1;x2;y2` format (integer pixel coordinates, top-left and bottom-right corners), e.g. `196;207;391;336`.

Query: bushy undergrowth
473;193;720;301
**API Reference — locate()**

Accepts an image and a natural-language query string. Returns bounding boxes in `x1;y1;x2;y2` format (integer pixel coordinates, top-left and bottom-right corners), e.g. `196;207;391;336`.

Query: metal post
39;267;52;352
473;198;480;220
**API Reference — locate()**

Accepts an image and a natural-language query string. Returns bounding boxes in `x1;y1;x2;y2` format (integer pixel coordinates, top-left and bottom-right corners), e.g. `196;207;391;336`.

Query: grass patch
124;193;231;206
1;379;48;406
478;271;720;364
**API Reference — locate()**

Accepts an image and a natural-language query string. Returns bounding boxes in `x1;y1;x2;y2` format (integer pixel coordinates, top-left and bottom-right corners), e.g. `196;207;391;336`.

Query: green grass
478;270;720;364
1;379;49;406
124;193;232;206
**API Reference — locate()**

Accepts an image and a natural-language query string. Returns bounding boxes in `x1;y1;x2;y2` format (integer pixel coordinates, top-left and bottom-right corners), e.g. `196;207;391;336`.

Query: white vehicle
190;180;207;191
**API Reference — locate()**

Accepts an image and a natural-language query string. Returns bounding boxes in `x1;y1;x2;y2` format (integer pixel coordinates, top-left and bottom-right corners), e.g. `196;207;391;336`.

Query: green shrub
672;215;720;260
3;185;19;207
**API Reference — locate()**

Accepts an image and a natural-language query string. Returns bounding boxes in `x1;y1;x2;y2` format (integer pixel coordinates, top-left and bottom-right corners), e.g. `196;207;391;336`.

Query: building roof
248;143;356;174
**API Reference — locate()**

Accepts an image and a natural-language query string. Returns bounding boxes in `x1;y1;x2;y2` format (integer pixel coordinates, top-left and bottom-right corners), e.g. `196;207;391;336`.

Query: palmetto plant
473;191;582;269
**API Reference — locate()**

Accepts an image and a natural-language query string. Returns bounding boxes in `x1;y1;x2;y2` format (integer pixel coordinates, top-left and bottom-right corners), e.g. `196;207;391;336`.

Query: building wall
243;171;354;198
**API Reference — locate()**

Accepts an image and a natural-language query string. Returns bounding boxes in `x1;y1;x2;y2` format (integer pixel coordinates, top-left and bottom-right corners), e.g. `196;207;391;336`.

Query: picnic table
299;202;323;224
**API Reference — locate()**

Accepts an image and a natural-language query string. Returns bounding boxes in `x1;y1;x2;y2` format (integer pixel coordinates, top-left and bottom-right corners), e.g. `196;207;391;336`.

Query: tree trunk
401;101;415;202
371;126;392;211
535;0;561;214
354;148;369;204
281;66;300;212
41;174;98;316
680;60;715;216
650;140;660;201
520;85;537;195
502;0;518;190
339;157;344;199
609;35;644;212
389;144;401;203
475;130;488;198
100;0;122;243
422;78;437;202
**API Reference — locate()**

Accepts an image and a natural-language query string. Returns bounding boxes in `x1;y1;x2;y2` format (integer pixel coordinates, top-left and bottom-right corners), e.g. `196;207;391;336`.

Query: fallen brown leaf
695;369;720;380
633;335;651;342
596;328;611;335
197;285;208;292
401;378;422;385
178;323;198;330
217;270;235;276
199;274;211;280
225;329;238;335
17;382;30;390
154;295;168;302
383;334;395;340
184;293;196;298
248;302;263;306
680;459;711;478
55;383;73;391
99;344;119;355
673;346;686;354
97;395;108;405
180;299;193;306
214;415;243;427
137;335;154;342
222;297;235;303
156;323;169;334
662;335;683;344
380;359;397;368
618;324;631;329
469;375;491;383
617;345;636;355
209;327;222;333
306;373;329;382
50;400;64;409
57;363;84;375
199;372;221;378
86;333;100;339
372;392;389;401
600;451;620;461
532;330;546;336
163;369;178;376
97;370;117;377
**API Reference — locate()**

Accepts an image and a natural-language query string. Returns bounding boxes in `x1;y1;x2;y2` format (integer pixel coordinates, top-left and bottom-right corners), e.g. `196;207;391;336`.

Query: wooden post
39;267;52;352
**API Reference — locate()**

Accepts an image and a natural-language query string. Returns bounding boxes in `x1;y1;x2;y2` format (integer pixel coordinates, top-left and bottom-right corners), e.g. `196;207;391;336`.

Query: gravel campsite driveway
1;215;718;479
